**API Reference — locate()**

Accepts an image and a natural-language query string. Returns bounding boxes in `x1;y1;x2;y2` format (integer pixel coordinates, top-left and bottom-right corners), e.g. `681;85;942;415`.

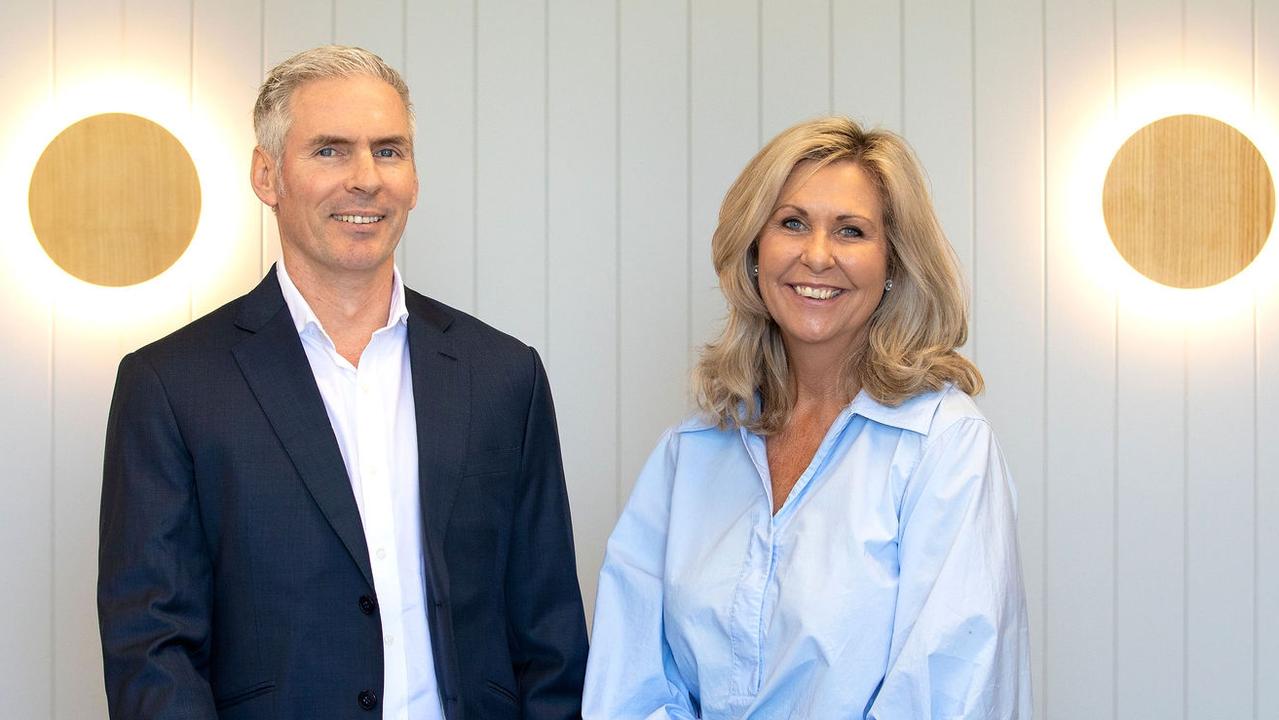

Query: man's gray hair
253;45;414;162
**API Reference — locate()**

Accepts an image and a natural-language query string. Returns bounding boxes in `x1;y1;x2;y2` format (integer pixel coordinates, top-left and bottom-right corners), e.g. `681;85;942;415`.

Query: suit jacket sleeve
98;351;217;719
506;348;590;719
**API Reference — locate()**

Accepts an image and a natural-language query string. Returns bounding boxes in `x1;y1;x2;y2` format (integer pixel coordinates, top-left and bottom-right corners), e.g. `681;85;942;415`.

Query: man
98;46;588;719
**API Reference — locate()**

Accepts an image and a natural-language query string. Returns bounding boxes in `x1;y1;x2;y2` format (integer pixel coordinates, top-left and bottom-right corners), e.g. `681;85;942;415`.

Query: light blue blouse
583;385;1032;719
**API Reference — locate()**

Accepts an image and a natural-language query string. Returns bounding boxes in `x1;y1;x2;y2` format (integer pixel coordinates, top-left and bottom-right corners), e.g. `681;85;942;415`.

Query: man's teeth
333;214;384;224
793;285;842;300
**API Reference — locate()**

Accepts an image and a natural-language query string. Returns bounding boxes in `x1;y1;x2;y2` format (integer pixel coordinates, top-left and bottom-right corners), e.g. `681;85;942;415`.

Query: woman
583;117;1031;719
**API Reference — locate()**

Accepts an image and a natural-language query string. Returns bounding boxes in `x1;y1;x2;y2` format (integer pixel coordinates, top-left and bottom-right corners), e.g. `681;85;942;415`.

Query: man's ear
250;146;279;208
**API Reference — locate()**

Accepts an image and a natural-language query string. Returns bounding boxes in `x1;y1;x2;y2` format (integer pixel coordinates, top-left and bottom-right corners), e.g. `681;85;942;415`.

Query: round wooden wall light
1102;114;1274;288
28;113;201;287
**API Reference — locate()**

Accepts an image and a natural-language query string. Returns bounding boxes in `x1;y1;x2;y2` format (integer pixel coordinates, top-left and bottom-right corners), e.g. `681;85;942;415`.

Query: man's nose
345;151;382;194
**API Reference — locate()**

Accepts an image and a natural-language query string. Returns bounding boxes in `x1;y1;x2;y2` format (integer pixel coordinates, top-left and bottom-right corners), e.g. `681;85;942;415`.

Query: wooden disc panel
28;113;201;287
1102;114;1273;288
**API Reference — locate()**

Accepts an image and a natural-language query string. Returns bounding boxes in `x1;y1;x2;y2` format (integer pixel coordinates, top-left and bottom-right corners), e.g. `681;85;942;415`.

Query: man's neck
283;255;395;367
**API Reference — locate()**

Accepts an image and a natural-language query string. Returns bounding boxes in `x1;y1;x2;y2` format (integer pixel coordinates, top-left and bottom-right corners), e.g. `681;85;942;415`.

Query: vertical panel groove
969;0;976;364
827;0;834;113
614;0;622;512
1112;297;1119;720
49;5;59;714
398;0;407;277
187;0;194;103
1255;297;1261;720
48;307;56;720
1252;0;1257;109
685;0;691;373
47;1;57;709
52;0;58;88
1039;0;1048;711
1181;0;1186;67
188;0;195;324
1254;10;1260;716
471;0;479;314
258;0;265;277
1110;12;1118;711
898;0;905;134
1183;330;1189;720
746;0;757;145
544;0;551;362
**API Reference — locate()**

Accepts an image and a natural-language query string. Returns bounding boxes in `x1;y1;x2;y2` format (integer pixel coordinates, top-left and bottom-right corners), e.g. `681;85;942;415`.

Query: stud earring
752;265;759;276
884;278;894;292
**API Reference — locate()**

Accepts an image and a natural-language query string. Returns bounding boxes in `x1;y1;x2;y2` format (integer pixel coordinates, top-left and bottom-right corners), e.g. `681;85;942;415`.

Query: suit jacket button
359;595;377;615
358;690;378;711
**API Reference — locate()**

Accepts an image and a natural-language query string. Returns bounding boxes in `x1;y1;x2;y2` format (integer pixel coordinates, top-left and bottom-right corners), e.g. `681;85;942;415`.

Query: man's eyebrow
371;135;412;148
305;135;352;148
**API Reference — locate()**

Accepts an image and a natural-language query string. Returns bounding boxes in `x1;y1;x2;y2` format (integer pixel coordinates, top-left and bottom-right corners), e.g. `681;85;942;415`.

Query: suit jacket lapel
405;291;468;597
230;268;375;588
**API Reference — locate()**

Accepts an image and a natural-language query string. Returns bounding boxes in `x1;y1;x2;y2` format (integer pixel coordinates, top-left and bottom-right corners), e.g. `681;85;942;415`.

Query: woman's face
756;159;889;358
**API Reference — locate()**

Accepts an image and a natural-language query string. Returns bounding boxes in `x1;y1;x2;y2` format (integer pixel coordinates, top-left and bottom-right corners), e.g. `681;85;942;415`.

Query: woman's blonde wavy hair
692;116;982;434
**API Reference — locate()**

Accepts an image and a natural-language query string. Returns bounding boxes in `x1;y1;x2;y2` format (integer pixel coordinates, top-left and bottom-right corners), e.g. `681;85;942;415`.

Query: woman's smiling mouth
790;284;844;300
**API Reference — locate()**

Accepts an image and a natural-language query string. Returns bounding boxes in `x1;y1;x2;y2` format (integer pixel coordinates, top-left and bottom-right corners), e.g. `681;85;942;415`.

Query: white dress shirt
277;260;444;720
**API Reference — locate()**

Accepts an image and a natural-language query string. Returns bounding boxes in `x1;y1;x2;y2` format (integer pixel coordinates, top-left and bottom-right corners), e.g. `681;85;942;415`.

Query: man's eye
316;147;336;157
375;148;399;158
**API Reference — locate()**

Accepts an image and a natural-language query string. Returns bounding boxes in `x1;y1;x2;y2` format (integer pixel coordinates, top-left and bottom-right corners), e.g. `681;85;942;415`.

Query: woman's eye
781;217;805;231
838;225;864;238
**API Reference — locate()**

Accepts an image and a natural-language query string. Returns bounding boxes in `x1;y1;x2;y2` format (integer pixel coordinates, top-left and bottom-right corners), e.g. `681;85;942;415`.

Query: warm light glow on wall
1076;81;1279;324
29;113;202;287
3;74;241;319
1103;114;1273;289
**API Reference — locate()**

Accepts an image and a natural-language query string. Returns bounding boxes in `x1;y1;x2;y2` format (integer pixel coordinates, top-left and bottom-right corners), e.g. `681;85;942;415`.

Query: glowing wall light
28;113;201;287
3;73;241;328
1102;114;1273;289
1065;82;1279;324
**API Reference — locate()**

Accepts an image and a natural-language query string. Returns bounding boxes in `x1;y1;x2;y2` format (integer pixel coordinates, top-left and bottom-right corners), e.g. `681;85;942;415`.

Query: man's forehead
289;75;406;110
285;76;411;138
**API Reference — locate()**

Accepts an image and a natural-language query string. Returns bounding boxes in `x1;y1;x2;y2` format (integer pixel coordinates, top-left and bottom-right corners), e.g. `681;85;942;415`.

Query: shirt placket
726;430;775;707
354;337;409;717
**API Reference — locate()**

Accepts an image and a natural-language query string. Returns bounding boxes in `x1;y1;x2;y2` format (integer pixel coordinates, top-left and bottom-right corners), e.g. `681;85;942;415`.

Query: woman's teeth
792;285;842;300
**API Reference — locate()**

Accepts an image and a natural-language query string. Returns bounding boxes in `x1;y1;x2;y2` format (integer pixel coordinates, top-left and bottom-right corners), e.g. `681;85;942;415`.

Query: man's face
252;75;418;283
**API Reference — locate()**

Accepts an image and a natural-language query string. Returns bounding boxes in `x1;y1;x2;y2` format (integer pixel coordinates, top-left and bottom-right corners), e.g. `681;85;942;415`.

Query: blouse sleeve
582;429;699;720
868;418;1034;720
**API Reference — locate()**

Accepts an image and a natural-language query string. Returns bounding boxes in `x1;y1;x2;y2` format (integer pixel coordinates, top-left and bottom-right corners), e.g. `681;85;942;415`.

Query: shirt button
360;382;371;395
375;547;387;561
358;690;378;711
384;634;395;647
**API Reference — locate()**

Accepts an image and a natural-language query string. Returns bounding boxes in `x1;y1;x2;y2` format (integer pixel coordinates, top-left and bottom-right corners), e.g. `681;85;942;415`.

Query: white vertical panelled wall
0;1;1275;718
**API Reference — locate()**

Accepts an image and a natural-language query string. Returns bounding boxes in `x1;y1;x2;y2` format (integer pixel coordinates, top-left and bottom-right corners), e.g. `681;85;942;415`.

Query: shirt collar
276;258;409;339
849;385;948;435
679;384;953;438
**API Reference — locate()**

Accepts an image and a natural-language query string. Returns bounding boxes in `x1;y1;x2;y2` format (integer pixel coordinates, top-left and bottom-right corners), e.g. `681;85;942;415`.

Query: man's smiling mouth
332;214;384;224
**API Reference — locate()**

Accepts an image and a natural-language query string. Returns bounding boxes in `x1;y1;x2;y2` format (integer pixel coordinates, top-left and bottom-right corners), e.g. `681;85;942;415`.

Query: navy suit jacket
98;268;588;719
